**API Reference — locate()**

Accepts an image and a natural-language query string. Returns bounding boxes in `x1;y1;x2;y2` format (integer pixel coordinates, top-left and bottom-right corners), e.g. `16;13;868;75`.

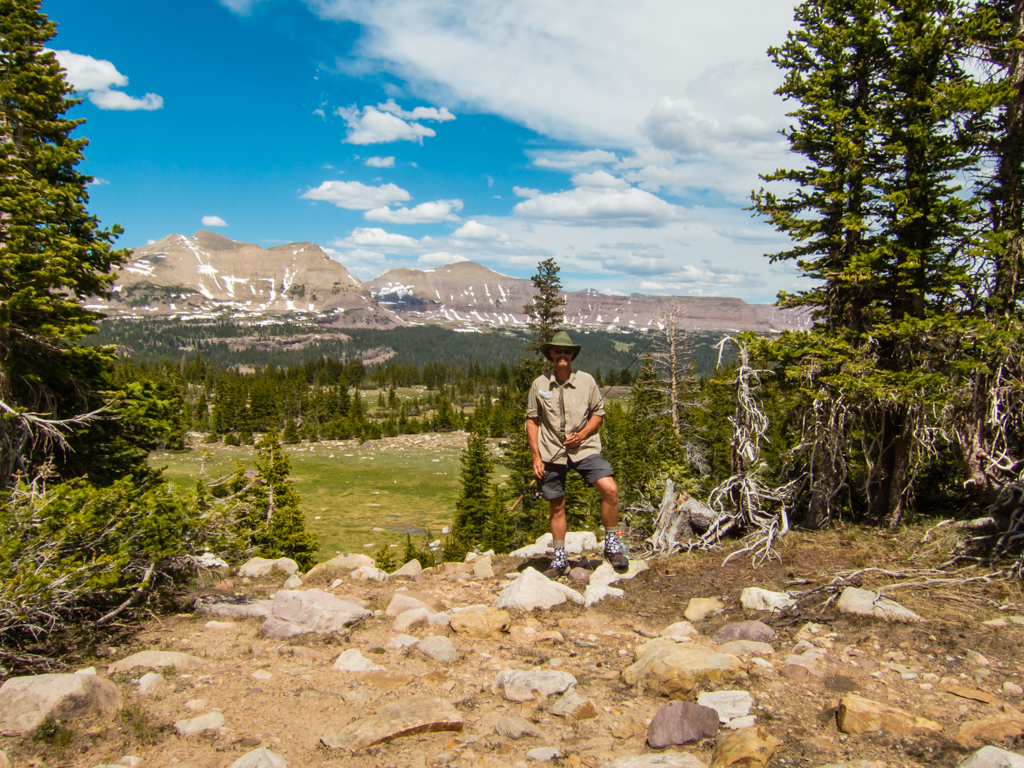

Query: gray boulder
0;673;120;736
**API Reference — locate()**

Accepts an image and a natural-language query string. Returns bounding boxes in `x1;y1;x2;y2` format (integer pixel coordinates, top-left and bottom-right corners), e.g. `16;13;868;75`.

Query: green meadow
150;435;503;561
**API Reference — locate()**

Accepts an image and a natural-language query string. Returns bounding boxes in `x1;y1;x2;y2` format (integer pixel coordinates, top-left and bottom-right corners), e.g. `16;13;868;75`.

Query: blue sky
45;0;803;302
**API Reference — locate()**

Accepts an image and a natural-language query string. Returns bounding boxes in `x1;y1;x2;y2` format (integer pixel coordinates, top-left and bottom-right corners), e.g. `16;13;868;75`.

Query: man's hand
564;431;583;449
532;455;545;480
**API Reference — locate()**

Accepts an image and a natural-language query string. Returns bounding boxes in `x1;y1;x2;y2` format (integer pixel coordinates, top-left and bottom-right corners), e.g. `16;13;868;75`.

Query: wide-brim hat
542;330;581;361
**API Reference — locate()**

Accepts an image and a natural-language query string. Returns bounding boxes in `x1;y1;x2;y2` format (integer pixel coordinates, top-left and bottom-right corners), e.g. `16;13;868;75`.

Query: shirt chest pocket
538;390;562;422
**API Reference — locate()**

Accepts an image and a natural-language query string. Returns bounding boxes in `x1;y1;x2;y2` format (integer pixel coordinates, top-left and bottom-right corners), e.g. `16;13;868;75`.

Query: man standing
526;331;629;578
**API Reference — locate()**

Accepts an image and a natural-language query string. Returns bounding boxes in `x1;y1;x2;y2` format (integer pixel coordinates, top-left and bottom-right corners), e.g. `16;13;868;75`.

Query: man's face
550;347;574;362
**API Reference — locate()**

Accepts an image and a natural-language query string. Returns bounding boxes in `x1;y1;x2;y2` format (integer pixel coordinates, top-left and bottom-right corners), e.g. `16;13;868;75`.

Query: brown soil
5;524;1024;768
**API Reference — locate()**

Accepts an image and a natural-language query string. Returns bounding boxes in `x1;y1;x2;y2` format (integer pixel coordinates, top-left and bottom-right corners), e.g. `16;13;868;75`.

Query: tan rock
709;726;782;768
956;712;1024;746
320;697;463;751
622;637;742;697
301;562;327;583
237;556;298;578
439;562;473;575
660;621;699;639
550;688;599;720
0;673;121;736
108;651;203;674
324;552;375;571
391;559;422;579
473;558;495;578
716;640;775;657
449;605;510;638
684;598;724;622
386;590;443;617
837;694;943;736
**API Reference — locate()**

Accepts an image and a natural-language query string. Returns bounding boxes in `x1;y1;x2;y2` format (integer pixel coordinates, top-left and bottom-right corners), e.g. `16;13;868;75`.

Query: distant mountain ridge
101;231;401;328
102;232;809;333
366;261;810;333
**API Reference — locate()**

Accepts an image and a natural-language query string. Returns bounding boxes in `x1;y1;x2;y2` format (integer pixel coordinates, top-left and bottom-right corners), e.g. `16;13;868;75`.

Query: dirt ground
5;524;1024;768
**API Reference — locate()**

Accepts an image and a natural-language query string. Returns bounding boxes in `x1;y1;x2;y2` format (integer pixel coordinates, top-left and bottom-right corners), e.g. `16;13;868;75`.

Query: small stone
835;587;922;623
838;694;942;736
739;587;796;613
967;650;991;666
623;638;741;697
589;559;649;588
492;670;577;701
959;746;1024;768
567;567;592;582
0;673;120;736
793;622;825;641
174;711;225;735
527;747;561;762
137;673;168;696
494;716;543;740
717;640;775;657
646;701;719;747
473;558;495;578
684;597;724;622
449;605;510;638
282;574;302;589
109;651;203;675
203;620;236;631
416;636;458;663
386;591;441;617
333;649;385;673
712;621;775;644
726;716;758;730
393;608;430;632
549;688;599;719
385;634;420;650
320;697;463;751
956;712;1024;746
1004;681;1023;696
660;621;698;639
698;691;753;723
251;669;273;681
709;726;782;768
237;556;299;578
185;698;207;711
228;747;288;768
119;757;143;767
391;559;422;579
493;567;584;611
780;665;808;680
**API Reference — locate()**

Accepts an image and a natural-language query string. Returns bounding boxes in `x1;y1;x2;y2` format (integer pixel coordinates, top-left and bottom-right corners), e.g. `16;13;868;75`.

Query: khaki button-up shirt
526;370;604;465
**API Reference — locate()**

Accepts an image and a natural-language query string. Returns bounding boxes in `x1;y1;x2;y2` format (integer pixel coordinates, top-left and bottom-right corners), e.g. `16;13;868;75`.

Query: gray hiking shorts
540;454;614;500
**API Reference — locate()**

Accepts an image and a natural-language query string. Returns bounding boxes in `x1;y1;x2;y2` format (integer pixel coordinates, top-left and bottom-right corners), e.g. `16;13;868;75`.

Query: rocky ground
1;527;1024;768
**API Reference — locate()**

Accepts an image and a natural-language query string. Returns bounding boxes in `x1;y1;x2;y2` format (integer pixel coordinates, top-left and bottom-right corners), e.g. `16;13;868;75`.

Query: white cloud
364;199;463;224
88;177;110;186
533;149;617;169
51;50;164;112
300;180;411;209
343;227;424;249
451;220;510;241
418;251;467;266
365;156;396;167
377;98;455;122
335;101;454;145
570;170;630;190
218;0;270;13
303;0;793;147
513;174;683;228
513;187;540;199
51;50;127;91
202;215;229;227
88;90;164;111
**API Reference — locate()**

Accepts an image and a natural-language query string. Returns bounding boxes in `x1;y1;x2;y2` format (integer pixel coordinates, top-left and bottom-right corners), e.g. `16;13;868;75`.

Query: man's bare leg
593;476;628;569
544;496;569;578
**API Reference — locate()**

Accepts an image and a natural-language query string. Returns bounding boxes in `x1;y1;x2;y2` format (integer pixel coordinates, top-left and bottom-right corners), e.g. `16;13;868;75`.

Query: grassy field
150;434;507;562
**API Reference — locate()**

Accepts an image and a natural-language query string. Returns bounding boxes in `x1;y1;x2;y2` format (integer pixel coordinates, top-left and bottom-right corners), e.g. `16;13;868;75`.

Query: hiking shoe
604;533;629;571
543;548;569;579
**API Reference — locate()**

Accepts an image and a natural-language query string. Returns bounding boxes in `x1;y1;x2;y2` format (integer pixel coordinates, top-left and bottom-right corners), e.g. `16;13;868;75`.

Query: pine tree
523;257;566;354
447;431;493;556
753;0;988;526
281;418;300;444
0;0;128;487
233;431;318;570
